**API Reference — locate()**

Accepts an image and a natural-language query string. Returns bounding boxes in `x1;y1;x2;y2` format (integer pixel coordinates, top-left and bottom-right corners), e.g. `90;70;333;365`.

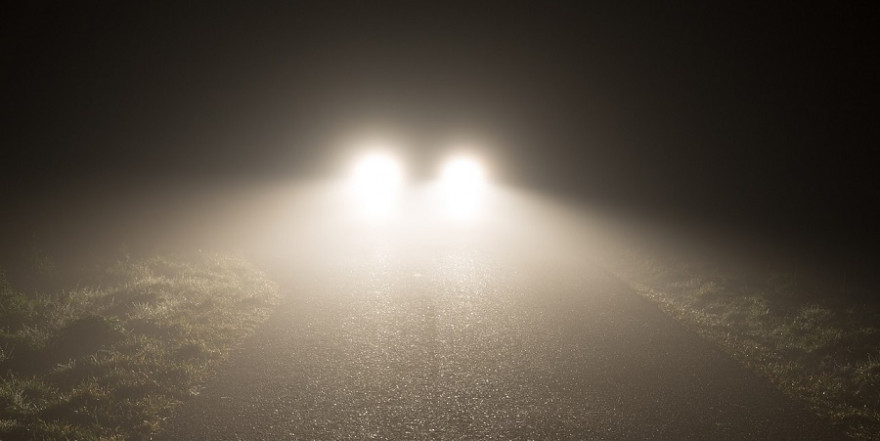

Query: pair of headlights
348;152;488;218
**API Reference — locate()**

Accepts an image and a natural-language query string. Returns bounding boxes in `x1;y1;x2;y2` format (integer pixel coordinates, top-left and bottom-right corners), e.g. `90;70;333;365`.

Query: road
153;182;845;440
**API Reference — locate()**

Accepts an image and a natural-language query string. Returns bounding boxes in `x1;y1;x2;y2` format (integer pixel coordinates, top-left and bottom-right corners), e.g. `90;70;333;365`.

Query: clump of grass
0;253;279;440
605;248;880;440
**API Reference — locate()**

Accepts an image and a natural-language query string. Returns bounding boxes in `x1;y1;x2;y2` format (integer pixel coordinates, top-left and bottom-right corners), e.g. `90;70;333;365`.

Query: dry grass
603;246;880;440
0;253;279;440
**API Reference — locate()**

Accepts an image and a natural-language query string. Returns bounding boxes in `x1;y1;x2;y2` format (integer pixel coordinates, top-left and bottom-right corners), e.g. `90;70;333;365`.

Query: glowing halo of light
438;155;488;219
348;151;405;218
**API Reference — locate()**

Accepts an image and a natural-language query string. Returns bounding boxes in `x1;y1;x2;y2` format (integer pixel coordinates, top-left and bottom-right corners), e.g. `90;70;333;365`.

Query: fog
2;1;877;285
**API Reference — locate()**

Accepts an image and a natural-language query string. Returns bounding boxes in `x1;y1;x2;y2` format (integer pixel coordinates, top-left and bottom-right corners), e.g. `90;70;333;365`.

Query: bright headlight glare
352;153;403;192
440;156;486;193
439;156;487;218
349;152;404;216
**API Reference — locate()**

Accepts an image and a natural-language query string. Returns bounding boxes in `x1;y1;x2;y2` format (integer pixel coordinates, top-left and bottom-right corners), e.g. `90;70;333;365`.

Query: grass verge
0;253;279;440
602;244;880;440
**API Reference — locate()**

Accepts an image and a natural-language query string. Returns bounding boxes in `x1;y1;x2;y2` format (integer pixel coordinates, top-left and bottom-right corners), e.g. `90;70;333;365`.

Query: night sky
2;2;878;271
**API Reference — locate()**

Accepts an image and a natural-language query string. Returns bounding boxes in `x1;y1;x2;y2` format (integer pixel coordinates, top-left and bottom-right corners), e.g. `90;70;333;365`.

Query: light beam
349;151;405;218
438;155;488;219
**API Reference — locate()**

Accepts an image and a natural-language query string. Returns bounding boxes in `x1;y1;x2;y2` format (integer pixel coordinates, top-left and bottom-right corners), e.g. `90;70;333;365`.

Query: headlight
438;155;487;218
349;152;405;217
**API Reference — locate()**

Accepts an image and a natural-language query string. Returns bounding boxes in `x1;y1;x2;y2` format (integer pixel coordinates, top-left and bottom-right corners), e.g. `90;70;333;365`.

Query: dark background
2;2;878;279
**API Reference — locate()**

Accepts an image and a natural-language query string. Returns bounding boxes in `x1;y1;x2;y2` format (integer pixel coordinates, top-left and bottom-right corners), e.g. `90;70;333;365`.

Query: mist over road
153;182;844;440
2;4;874;438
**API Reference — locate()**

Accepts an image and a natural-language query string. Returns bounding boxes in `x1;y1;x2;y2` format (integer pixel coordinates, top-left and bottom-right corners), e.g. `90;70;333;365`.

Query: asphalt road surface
153;183;846;440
